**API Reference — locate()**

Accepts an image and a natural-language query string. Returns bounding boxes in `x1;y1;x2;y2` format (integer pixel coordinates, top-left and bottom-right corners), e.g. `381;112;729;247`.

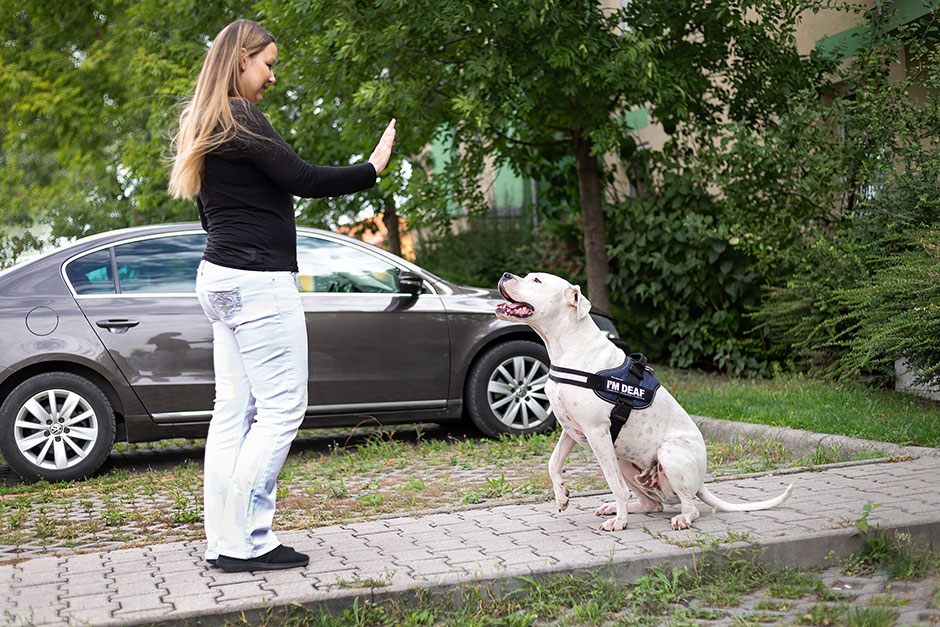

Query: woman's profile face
238;41;277;102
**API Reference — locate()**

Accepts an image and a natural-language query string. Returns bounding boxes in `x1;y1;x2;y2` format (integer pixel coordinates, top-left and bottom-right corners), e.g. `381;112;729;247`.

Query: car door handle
96;319;140;333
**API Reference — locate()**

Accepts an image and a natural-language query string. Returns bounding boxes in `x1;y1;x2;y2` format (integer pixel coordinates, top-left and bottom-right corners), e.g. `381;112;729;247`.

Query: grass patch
661;367;940;447
224;541;940;626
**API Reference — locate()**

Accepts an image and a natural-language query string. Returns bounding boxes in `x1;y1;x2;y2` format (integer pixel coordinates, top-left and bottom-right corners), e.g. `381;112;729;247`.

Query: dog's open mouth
497;284;534;318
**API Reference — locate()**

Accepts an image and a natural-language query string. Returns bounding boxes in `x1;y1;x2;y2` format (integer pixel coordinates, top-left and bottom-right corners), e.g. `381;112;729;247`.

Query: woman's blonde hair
169;20;275;199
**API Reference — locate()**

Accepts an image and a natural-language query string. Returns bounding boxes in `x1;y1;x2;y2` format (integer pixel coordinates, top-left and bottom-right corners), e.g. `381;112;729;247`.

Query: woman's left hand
368;119;396;175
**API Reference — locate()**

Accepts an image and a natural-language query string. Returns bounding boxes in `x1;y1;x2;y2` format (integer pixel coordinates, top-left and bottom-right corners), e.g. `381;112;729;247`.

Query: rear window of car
113;234;206;293
65;249;116;294
66;233;206;295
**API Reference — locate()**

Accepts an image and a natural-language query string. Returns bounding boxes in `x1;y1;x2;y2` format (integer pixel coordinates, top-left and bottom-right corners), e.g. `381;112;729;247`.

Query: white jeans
195;260;307;560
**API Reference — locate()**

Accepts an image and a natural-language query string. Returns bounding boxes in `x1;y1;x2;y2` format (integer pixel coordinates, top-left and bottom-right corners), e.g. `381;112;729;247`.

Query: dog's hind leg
657;438;707;530
596;460;663;517
549;430;577;511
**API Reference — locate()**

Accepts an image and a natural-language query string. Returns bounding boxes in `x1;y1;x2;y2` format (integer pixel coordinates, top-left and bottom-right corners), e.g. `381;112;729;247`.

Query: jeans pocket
208;288;243;321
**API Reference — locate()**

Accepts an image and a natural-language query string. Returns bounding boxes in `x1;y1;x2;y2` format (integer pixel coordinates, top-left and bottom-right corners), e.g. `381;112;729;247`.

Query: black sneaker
216;545;309;572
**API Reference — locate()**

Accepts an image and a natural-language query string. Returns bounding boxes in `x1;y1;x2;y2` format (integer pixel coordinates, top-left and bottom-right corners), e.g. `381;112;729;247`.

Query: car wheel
0;372;116;482
465;340;555;437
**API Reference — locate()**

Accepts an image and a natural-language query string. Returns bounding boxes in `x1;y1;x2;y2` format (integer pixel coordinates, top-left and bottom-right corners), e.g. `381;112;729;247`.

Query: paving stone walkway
1;419;938;625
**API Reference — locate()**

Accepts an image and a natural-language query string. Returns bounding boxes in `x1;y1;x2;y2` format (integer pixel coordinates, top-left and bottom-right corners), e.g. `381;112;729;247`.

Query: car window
113;234;206;294
296;236;402;294
65;249;116;295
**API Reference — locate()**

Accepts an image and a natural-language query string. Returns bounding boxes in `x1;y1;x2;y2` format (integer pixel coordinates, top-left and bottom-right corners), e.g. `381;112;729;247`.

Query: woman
169;19;395;572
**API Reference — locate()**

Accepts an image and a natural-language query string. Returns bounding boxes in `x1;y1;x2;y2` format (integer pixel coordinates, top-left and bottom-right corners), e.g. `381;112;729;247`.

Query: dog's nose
501;272;514;282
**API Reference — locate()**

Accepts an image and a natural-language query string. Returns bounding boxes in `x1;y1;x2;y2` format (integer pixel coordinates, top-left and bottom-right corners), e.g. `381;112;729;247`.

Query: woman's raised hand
368;119;396;175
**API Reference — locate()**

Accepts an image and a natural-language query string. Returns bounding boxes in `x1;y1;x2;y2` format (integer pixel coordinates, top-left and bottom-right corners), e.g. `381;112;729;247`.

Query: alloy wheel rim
487;355;551;430
14;389;99;470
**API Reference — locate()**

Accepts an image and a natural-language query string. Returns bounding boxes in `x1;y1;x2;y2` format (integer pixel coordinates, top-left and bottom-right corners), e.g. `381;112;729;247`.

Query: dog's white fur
496;272;792;531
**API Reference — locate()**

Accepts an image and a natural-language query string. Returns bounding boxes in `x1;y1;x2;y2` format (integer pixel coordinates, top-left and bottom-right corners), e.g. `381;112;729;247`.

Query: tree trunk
382;195;402;257
572;131;612;316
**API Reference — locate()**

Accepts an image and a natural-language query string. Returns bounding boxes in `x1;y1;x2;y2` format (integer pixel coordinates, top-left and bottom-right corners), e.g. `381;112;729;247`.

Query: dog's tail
696;483;793;512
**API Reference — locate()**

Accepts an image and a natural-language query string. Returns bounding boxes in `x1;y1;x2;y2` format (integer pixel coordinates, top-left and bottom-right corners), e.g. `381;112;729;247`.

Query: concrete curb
694;414;939;459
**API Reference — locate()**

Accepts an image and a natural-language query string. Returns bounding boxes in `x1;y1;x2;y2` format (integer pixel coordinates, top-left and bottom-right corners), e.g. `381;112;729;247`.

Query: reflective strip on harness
549;353;660;443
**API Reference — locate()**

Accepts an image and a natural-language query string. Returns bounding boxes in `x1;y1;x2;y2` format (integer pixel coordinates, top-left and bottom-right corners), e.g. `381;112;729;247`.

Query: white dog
496;272;792;531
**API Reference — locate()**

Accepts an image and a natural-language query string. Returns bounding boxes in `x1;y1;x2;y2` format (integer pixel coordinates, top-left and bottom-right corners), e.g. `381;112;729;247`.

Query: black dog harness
549;353;660;443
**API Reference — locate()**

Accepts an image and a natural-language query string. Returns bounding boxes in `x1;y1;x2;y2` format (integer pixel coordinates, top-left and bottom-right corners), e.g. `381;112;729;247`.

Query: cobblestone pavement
0;419;938;625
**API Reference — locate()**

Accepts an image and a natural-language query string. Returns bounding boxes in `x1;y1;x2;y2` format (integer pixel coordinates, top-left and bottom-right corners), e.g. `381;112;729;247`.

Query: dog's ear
564;284;592;320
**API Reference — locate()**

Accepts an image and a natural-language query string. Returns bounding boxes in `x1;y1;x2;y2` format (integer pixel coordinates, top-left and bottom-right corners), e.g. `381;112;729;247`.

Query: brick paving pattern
0;451;936;625
1;418;939;625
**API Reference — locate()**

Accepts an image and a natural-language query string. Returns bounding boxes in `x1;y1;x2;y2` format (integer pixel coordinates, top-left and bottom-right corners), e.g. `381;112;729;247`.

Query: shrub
605;172;768;374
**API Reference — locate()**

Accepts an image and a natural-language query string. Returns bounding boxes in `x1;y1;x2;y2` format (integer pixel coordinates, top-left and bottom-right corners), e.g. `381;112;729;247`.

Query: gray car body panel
0;249;150;428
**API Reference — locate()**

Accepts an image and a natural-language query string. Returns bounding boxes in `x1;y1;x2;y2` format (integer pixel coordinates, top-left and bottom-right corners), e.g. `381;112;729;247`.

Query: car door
65;232;216;423
296;233;451;417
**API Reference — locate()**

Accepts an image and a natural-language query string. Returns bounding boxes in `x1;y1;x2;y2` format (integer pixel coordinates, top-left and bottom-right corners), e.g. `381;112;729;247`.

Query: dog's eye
533;277;541;283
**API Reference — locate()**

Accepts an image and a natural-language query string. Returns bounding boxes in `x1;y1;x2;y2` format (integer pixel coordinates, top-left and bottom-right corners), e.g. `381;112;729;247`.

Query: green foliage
262;0;831;315
847;503;940;580
413;216;583;289
0;0;412;265
716;7;940;383
0;0;248;264
834;228;940;386
606;171;767;373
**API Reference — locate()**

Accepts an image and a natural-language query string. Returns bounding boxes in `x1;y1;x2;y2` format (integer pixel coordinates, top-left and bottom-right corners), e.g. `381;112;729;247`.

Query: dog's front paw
554;486;570;511
599;516;628;531
670;515;692;530
595;502;617;517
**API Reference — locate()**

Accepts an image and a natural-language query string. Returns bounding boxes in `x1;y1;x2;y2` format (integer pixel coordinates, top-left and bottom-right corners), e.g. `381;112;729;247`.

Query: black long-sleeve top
196;99;376;272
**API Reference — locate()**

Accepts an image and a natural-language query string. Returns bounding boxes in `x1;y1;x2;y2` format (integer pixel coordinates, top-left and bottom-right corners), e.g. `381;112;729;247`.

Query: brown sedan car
0;223;624;481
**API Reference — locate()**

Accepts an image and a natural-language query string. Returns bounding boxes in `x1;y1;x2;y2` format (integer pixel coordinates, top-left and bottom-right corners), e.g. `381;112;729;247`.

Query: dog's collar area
549;353;660;443
549;354;657;407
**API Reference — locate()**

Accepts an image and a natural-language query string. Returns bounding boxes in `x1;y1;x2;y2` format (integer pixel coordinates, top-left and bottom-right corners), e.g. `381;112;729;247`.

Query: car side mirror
385;271;424;312
397;271;424;296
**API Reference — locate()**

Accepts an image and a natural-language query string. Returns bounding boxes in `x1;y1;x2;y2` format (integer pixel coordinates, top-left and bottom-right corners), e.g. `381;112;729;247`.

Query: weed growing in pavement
170;491;201;525
845;503;940;579
356;484;385;508
844;605;900;626
396;476;425;493
755;598;795;611
642;525;753;548
867;593;910;607
482;473;513;499
798;602;846;624
100;500;130;526
460;489;483;505
708;436;882;477
333;568;395;589
327;478;349;499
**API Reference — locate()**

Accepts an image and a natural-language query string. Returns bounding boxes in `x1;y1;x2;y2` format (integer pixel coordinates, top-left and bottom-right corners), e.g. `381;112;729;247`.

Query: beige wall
795;1;872;56
618;2;874;197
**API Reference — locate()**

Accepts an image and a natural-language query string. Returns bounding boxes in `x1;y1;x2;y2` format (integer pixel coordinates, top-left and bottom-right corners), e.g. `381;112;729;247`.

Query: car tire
0;372;116;482
465;340;555;438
